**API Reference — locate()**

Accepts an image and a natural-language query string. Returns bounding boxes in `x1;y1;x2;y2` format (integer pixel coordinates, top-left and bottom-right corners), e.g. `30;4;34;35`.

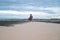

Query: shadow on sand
0;21;29;26
32;19;60;24
0;19;60;27
45;21;60;24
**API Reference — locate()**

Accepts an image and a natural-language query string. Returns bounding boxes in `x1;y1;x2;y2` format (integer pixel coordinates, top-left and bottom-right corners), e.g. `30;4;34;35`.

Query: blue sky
0;0;60;19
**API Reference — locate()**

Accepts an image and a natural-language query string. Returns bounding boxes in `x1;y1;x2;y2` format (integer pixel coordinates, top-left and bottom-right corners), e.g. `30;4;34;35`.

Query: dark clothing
28;14;33;21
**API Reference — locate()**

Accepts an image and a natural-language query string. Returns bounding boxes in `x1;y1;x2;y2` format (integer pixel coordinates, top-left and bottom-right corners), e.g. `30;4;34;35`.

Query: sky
0;0;60;19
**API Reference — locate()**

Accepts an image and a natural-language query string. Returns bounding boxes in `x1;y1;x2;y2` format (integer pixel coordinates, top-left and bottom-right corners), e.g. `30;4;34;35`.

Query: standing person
28;14;33;21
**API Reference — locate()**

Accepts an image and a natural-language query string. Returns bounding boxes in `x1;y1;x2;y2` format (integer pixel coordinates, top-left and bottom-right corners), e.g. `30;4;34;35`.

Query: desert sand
0;22;60;40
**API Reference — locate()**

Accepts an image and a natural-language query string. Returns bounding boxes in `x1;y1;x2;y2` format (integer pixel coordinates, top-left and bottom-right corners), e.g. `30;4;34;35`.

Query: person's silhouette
28;14;33;21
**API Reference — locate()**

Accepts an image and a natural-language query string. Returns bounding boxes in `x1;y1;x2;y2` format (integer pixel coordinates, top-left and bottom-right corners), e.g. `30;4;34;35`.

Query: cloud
0;0;60;19
0;10;53;19
0;5;60;19
0;10;48;15
8;5;60;12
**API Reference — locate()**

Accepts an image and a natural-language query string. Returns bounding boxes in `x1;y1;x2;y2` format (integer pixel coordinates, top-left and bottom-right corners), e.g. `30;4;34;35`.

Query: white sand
0;22;60;40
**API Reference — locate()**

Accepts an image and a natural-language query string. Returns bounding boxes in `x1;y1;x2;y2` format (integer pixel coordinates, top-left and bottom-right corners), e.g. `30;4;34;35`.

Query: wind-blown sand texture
0;22;60;40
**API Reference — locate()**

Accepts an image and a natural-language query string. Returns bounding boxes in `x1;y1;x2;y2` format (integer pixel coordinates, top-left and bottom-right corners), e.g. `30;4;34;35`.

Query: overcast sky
0;0;60;19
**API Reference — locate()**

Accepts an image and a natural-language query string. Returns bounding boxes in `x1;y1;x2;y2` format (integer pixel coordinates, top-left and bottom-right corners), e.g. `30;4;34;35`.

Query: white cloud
52;16;60;19
8;5;60;13
0;6;60;19
0;10;51;19
0;10;49;15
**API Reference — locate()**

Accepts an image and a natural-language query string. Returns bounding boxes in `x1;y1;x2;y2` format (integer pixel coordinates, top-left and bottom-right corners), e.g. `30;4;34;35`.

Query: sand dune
0;22;60;40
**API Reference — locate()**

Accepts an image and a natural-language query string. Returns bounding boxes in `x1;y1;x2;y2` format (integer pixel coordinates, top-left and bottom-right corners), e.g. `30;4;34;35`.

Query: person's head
30;14;32;16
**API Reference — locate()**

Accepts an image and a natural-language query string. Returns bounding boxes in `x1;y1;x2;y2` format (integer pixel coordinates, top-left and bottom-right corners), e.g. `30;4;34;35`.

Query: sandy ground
0;22;60;40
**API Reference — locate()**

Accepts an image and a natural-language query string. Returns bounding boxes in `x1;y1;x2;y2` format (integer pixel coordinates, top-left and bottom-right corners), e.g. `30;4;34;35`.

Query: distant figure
28;14;33;21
